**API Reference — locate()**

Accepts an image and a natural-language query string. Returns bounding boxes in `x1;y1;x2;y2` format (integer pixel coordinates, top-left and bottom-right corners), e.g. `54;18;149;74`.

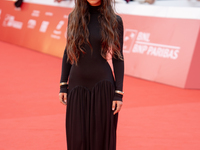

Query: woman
14;0;23;10
59;0;124;150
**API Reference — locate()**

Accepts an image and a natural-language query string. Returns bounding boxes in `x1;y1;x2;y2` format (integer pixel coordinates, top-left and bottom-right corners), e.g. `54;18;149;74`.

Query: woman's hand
59;93;67;105
112;100;123;115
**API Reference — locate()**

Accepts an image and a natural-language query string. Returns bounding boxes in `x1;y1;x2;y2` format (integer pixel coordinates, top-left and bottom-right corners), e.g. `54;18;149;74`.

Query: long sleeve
112;15;124;101
59;15;72;93
60;46;72;93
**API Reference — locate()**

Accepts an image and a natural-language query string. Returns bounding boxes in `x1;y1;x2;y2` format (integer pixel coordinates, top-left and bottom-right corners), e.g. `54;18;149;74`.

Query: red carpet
1;41;200;150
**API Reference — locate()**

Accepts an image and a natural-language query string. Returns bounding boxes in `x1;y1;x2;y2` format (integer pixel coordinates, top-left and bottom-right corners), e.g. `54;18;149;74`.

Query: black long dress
60;4;124;150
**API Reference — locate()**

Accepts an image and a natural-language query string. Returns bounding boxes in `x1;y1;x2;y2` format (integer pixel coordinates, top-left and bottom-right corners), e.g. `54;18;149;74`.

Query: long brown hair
67;0;122;64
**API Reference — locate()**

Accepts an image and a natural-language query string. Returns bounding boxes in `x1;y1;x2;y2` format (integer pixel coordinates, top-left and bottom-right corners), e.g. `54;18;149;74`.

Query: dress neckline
88;3;101;14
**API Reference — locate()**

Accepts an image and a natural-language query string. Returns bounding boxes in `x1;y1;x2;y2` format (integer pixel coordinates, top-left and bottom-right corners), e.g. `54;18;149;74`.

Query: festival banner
121;14;200;88
0;1;72;57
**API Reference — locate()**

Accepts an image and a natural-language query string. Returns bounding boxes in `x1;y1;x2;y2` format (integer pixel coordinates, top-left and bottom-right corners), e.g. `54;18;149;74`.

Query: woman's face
87;0;101;6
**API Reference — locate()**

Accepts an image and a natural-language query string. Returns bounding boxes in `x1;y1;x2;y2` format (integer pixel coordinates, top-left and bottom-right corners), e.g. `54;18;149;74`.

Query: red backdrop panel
185;27;200;89
0;1;72;57
121;14;200;88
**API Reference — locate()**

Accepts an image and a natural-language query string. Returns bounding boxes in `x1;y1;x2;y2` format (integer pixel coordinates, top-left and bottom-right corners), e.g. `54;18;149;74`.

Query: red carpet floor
1;41;200;150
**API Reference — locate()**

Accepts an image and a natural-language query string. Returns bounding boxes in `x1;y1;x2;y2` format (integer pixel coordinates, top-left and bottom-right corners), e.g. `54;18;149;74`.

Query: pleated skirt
66;80;118;150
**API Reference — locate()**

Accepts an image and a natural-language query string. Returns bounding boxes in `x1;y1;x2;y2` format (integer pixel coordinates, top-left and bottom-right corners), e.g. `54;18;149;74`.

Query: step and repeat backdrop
0;0;200;89
0;1;71;58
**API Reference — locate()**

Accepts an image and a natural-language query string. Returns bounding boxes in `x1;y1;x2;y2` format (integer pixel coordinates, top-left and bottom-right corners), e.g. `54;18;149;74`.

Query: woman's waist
69;68;114;84
68;78;115;92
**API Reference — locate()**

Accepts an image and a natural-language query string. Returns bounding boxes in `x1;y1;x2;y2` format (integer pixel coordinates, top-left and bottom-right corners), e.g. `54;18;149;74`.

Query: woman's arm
60;47;72;93
59;15;72;105
112;15;124;102
59;47;72;105
112;15;124;115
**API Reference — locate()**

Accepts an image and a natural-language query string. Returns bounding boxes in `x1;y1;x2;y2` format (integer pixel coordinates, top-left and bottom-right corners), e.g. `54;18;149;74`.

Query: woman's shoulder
68;13;71;19
116;14;122;19
116;15;123;28
116;15;123;24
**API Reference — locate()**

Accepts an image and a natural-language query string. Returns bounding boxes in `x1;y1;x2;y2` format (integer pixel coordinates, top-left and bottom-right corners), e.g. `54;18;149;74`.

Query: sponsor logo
63;15;68;19
2;14;23;29
63;16;69;39
134;41;180;59
123;29;138;53
27;19;36;29
39;21;49;33
51;20;65;39
2;15;14;27
124;30;180;60
51;34;60;39
64;26;67;39
45;12;53;16
0;9;2;19
31;10;40;17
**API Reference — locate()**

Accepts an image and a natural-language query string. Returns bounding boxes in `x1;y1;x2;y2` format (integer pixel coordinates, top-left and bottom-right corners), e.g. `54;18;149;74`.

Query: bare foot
145;0;155;4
